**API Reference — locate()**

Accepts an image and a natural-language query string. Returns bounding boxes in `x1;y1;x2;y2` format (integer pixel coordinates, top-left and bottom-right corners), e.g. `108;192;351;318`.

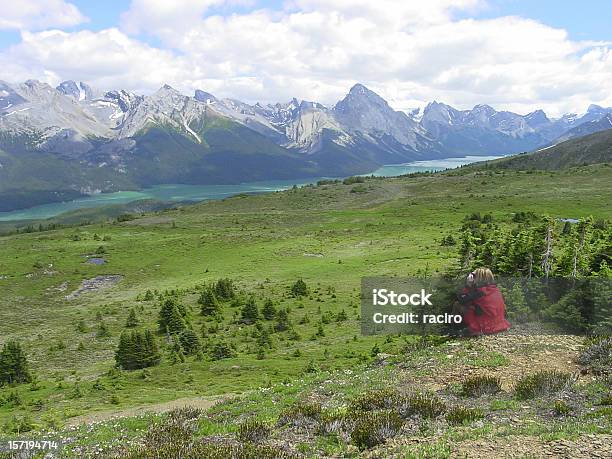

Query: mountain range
483;127;612;171
1;79;611;211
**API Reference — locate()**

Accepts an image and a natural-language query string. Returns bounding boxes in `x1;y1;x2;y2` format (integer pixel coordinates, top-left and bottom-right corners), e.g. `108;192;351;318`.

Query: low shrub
317;409;346;435
350;410;404;450
553;400;571;416
277;402;322;427
349;388;399;412
350;185;368;193
446;406;484;425
514;371;574;399
143;419;194;449
121;441;298;459
578;338;612;375
396;393;446;419
343;176;366;185
597;394;612;406
237;419;271;443
461;375;502;397
167;407;203;422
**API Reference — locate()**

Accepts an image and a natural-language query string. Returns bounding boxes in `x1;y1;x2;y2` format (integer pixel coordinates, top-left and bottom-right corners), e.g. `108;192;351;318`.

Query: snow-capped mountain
418;100;612;155
552;112;612;144
1;78;611;211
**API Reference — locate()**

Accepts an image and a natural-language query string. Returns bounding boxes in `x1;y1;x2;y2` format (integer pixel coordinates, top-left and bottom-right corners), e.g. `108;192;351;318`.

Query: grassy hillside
0;166;610;456
479;128;612;170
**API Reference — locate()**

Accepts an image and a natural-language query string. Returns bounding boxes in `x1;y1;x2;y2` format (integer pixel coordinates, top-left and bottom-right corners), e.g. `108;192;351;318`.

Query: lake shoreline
0;155;504;222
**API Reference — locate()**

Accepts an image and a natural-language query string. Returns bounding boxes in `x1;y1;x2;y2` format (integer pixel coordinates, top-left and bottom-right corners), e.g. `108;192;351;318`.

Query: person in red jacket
456;268;511;336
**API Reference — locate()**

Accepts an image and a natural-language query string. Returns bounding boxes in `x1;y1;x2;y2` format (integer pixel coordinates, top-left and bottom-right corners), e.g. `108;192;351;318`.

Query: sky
0;0;610;117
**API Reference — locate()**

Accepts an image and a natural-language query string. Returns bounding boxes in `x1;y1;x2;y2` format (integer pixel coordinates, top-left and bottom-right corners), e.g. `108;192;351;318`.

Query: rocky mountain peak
57;80;94;101
194;89;216;103
104;89;140;113
587;104;605;113
525;109;550;127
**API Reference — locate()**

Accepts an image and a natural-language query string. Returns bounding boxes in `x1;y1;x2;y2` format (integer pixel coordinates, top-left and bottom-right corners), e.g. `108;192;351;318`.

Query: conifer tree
143;330;161;367
210;341;235;360
198;287;220;316
115;329;160;370
158;298;187;334
256;324;272;348
97;321;111;338
179;329;201;355
262;299;276;320
291;279;309;297
336;309;348;322
213;278;235;301
125;308;139;328
502;283;529;322
0;341;32;386
459;229;479;269
170;337;186;364
240;296;260;324
274;308;291;332
115;332;136;370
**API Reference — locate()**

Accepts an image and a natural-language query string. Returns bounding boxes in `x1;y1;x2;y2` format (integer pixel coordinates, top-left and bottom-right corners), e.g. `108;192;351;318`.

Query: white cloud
0;0;610;116
0;0;87;30
120;0;225;36
0;29;191;94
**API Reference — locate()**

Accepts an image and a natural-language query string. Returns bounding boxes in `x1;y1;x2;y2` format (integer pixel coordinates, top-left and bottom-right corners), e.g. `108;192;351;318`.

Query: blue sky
2;1;609;47
0;0;610;115
462;0;611;42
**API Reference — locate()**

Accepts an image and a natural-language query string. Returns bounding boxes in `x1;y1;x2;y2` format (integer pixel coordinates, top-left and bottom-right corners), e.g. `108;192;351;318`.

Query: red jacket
460;284;510;335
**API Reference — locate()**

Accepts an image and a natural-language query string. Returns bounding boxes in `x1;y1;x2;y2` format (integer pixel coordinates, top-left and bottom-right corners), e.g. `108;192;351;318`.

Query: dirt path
65;395;230;427
452;434;612;458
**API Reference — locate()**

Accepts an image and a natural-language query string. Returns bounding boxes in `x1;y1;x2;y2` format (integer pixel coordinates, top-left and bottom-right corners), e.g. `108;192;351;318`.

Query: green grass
0;165;610;435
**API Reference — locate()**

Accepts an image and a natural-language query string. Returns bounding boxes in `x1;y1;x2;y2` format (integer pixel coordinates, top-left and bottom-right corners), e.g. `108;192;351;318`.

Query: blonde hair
473;268;495;287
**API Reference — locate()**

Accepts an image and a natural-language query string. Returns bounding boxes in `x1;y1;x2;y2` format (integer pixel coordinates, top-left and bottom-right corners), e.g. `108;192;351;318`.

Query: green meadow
0;165;610;456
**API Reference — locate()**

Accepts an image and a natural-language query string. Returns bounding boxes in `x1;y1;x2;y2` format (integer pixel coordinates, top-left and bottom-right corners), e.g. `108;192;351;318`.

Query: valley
0;155;501;223
2;78;611;212
0;160;610;457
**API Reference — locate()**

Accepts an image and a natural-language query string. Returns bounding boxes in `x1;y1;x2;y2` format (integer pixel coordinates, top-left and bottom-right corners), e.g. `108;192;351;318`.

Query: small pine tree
199;288;221;316
170;338;186;364
125;308;139;328
336;309;348;322
441;234;456;246
179;329;201;355
543;289;588;333
115;332;136;370
210;341;235;360
158;298;187;334
291;279;309;297
0;341;33;386
143;330;161;367
115;329;160;370
262;299;276;320
256;324;272;348
97;321;111;338
240;297;260;324
214;278;235;301
143;290;154;301
274;308;291;332
503;283;530;323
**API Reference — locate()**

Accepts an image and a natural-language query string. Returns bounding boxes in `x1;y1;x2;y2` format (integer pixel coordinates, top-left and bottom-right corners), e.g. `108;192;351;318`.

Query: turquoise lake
0;155;501;222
